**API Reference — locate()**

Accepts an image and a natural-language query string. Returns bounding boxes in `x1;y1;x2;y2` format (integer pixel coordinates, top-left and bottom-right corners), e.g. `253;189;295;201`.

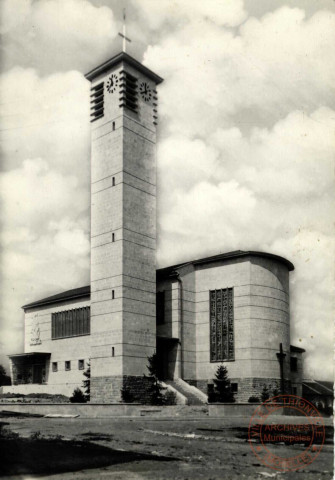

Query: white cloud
0;0;31;35
0;0;118;73
144;7;335;138
0;68;91;175
0;159;90;358
132;0;247;30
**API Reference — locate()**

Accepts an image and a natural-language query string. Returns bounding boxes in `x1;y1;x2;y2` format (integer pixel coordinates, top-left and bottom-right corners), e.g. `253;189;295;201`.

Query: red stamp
248;394;325;472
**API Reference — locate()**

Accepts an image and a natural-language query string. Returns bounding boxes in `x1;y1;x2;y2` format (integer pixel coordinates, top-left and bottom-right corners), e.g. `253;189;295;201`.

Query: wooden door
33;364;43;384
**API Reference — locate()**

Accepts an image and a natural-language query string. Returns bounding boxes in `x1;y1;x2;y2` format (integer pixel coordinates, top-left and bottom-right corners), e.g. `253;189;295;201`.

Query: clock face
139;81;152;102
106;74;119;93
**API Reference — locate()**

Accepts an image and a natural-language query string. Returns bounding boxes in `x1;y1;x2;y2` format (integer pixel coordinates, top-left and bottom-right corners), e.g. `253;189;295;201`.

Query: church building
6;51;305;404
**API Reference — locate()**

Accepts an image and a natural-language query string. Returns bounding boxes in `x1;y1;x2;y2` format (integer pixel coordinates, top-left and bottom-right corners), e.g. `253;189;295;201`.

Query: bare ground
0;414;333;480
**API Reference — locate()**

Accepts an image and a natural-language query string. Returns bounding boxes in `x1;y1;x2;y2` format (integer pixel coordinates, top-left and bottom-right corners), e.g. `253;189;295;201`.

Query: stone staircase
165;378;208;405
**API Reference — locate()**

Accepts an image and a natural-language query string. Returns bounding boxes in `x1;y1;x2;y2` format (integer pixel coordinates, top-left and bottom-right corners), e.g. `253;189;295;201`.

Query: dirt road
1;415;333;480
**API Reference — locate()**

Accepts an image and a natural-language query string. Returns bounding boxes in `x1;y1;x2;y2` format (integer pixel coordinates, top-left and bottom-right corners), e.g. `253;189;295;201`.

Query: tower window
52;362;58;372
112;347;115;357
112;177;115;186
78;359;84;370
90;82;104;122
112;121;115;131
65;361;71;371
112;233;115;242
112;290;115;299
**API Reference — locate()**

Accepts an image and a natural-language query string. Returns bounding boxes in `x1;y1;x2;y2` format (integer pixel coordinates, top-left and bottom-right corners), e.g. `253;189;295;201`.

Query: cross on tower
118;9;131;53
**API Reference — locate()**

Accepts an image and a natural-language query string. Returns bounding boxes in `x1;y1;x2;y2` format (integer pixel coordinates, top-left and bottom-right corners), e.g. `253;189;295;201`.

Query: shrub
162;389;178;405
82;362;90;402
271;382;279;397
261;385;271;402
0;365;11;386
121;387;135;403
144;353;165;405
248;396;260;403
209;365;235;403
69;388;87;403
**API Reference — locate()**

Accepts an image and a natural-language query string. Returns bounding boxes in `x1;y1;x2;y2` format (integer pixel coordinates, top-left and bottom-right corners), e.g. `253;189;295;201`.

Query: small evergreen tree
82;361;90;402
212;365;235;403
145;353;165;405
261;384;271;402
272;382;279;397
70;388;86;403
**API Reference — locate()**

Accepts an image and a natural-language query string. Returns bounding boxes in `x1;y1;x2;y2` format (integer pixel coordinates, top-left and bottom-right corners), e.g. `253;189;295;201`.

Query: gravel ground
1;415;333;480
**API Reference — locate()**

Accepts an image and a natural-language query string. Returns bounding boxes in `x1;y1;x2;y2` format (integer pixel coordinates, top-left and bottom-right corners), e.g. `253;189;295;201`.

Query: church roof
302;380;334;396
290;345;306;353
156;250;294;278
85;51;164;84
22;285;90;310
22;250;294;310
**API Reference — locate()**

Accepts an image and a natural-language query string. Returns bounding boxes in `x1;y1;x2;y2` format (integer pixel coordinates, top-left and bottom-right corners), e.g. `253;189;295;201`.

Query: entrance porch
8;352;50;386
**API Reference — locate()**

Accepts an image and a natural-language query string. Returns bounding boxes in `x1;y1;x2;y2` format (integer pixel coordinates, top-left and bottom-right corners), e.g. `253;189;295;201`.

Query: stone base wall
185;378;291;403
122;376;153;404
185;379;208;396
90;376;123;403
90;375;153;404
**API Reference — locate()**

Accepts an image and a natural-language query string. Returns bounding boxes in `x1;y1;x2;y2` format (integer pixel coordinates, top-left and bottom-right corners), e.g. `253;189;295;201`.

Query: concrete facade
10;295;91;397
87;54;162;401
156;252;302;403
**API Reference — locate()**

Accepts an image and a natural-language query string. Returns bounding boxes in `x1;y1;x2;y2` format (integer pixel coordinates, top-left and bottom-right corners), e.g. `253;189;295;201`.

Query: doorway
156;337;179;380
33;364;44;384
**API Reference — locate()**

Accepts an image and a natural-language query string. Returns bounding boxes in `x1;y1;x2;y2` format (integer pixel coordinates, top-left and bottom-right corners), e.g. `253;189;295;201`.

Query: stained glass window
210;288;234;362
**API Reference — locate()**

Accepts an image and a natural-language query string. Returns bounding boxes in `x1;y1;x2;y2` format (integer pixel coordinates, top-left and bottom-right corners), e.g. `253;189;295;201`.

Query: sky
0;0;334;381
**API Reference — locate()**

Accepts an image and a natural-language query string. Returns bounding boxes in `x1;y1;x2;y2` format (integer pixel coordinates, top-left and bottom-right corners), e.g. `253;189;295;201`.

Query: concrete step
165;379;207;405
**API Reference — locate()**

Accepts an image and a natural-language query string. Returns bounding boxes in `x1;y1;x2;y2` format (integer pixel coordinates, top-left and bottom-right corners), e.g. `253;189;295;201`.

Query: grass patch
0;423;178;476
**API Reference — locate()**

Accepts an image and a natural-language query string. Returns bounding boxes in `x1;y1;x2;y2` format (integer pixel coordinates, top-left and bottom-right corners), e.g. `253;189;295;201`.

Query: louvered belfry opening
119;70;138;113
153;89;158;125
90;82;104;122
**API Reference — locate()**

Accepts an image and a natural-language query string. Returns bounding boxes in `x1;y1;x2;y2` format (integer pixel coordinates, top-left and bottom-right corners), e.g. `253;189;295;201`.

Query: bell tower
85;52;163;402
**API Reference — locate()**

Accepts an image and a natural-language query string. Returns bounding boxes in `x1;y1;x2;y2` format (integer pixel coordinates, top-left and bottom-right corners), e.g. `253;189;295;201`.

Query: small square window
65;361;71;371
78;359;84;370
52;362;58;372
231;383;238;393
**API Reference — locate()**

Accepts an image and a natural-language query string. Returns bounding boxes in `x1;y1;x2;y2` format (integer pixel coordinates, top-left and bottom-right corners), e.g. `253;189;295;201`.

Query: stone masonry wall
90;375;153;404
186;377;291;403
